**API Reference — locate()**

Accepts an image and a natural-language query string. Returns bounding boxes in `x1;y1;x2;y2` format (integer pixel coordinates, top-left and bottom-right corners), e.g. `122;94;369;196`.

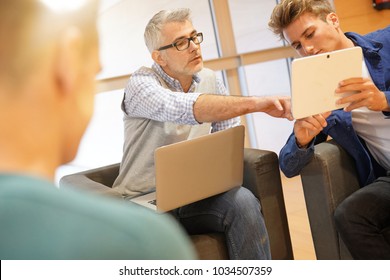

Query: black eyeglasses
157;33;203;51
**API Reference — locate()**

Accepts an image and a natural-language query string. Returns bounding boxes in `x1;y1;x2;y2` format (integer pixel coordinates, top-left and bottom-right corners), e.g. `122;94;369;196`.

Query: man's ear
326;12;340;28
152;50;167;67
55;26;83;95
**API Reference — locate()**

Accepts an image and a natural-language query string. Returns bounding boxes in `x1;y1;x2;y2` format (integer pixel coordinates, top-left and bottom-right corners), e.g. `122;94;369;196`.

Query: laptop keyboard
148;199;157;206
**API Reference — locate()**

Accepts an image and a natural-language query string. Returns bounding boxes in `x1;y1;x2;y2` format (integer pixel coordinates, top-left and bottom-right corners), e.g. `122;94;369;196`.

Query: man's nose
188;39;199;51
302;43;315;56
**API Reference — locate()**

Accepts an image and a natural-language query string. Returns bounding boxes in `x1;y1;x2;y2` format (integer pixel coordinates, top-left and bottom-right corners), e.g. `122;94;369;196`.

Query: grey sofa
300;139;356;259
60;148;293;260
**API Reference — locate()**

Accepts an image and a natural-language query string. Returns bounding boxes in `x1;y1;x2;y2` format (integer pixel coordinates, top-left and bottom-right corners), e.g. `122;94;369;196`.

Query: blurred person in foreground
0;0;195;260
269;0;390;259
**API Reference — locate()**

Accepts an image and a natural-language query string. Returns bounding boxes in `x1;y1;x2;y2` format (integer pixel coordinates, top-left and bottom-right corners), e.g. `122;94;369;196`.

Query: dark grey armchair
60;148;293;260
300;139;357;259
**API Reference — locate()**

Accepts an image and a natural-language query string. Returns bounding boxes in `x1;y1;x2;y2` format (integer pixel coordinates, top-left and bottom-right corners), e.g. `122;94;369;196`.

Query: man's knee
232;186;260;207
334;190;367;232
334;200;349;232
223;187;262;225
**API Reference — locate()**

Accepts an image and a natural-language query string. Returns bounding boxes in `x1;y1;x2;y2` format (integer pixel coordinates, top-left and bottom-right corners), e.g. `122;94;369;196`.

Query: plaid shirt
123;63;240;132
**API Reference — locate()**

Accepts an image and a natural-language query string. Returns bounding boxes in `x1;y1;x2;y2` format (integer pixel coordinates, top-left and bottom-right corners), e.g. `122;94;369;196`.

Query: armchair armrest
243;148;293;260
60;163;122;199
300;139;359;259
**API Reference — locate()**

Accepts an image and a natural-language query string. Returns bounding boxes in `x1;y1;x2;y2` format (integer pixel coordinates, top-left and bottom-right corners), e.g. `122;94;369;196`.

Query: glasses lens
175;33;203;51
195;33;203;44
175;38;189;51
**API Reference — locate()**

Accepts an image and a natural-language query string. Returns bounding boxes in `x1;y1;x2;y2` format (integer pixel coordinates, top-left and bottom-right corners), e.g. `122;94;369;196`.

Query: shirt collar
345;32;382;53
152;63;201;92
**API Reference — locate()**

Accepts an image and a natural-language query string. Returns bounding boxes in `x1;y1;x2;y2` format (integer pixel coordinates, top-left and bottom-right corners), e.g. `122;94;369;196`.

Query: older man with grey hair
114;8;294;260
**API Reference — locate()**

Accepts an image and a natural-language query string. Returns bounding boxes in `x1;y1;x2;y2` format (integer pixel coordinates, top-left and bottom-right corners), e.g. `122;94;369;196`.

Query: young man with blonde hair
0;0;195;260
269;0;390;259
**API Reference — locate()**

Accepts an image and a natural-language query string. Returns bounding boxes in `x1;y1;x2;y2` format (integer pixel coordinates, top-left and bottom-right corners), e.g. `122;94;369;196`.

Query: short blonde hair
0;0;98;82
269;0;334;40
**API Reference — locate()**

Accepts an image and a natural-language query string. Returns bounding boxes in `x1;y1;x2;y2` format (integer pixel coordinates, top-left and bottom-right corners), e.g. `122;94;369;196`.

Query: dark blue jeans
171;186;271;260
335;175;390;259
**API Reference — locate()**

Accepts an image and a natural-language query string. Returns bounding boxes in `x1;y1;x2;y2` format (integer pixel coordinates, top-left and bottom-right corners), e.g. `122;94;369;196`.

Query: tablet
291;46;363;119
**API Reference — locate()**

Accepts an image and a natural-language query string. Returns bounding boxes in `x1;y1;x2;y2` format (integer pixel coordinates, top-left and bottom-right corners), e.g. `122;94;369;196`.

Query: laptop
130;125;245;212
291;46;363;119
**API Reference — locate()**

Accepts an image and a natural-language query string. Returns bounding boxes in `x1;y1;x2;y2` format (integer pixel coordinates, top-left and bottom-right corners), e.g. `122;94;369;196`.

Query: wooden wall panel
334;0;390;34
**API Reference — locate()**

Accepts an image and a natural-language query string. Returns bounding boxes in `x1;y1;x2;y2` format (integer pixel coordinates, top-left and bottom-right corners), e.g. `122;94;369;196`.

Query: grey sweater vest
113;67;217;198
